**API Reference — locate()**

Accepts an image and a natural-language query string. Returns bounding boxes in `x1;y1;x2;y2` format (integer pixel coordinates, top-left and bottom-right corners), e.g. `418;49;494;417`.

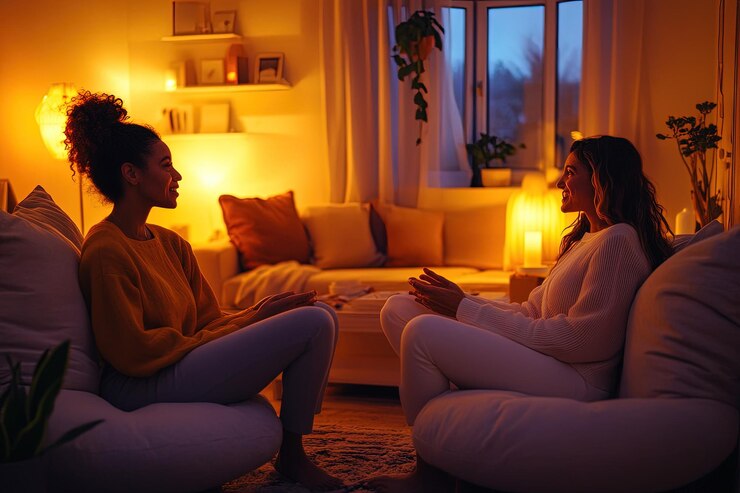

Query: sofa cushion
219;191;310;270
375;203;444;267
619;226;740;409
302;203;385;269
444;206;506;269
671;219;723;252
0;186;99;392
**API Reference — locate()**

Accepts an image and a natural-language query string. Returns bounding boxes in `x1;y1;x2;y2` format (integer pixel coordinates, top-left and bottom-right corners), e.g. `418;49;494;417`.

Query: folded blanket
232;261;321;309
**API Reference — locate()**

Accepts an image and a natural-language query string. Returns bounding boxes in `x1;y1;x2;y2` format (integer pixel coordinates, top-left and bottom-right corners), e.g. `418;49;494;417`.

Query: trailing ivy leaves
1;341;103;462
656;101;723;228
392;10;444;145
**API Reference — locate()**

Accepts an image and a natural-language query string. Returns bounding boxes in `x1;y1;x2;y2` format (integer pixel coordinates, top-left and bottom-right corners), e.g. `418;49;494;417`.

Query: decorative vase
481;168;512;187
0;455;49;493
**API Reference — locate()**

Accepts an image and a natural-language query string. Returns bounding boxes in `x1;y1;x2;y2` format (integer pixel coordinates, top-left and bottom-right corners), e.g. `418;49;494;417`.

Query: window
442;0;583;172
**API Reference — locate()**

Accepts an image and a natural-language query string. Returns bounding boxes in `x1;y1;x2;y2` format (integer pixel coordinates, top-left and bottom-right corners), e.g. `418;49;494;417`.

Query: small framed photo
254;52;284;83
172;1;211;35
200;59;225;85
212;10;236;34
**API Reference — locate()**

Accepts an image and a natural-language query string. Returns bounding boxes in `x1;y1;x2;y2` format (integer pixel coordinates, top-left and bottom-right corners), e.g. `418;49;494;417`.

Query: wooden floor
262;383;408;430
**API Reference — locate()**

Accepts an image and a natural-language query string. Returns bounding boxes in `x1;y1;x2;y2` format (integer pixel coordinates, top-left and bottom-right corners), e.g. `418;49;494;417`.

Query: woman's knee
400;314;452;355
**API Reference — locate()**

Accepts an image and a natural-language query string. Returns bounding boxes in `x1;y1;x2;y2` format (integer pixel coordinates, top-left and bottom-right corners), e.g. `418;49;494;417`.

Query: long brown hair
559;135;673;269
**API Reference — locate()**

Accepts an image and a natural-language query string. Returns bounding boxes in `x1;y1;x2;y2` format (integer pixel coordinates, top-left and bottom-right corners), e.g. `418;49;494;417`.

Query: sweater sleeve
456;232;647;363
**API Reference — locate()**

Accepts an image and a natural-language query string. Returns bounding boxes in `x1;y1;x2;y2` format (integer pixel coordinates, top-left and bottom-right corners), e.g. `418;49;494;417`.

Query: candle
675;208;694;235
523;231;543;268
165;69;178;91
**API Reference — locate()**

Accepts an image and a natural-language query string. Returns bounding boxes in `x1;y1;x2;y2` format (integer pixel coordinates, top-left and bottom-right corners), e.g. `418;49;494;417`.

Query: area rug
222;423;415;492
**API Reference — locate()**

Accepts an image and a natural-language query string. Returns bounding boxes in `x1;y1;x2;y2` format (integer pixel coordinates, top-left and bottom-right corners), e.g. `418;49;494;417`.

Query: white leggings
101;302;338;435
381;295;608;425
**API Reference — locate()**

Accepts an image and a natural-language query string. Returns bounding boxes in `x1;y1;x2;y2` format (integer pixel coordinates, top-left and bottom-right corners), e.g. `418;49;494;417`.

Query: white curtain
579;0;646;145
319;0;468;207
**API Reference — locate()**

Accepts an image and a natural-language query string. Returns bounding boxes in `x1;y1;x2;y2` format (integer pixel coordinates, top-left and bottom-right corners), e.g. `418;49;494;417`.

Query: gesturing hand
409;268;464;318
246;290;318;324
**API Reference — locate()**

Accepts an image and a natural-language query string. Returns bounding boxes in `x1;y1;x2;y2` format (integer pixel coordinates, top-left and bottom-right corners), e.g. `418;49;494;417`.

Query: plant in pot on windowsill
656;101;723;230
466;133;525;187
392;9;444;145
1;341;103;492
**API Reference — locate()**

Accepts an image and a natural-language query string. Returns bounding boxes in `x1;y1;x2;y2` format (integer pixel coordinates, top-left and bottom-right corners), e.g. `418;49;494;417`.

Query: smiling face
137;140;181;209
556;152;596;215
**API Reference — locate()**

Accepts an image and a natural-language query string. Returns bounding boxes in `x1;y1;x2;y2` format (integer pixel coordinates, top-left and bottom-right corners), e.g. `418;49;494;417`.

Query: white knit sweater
457;223;651;393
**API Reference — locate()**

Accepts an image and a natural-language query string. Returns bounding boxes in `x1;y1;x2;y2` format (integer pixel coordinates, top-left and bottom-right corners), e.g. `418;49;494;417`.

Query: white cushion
302;203;385;269
47;390;282;493
0;186;99;392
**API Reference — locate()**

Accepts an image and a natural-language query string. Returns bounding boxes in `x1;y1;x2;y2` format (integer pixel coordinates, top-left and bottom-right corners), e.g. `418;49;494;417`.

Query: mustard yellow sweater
79;221;249;377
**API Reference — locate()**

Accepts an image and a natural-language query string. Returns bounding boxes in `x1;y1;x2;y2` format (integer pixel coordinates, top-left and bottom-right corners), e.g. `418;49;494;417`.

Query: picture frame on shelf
172;1;211;35
254;52;284;83
200;59;225;85
212;10;236;33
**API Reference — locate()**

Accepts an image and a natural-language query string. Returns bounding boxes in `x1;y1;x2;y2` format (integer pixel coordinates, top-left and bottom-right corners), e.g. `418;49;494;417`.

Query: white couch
412;224;740;492
0;187;282;493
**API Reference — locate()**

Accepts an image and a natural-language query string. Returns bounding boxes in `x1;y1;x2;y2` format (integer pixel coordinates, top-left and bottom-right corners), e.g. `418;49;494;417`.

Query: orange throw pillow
219;191;310;270
375;203;444;267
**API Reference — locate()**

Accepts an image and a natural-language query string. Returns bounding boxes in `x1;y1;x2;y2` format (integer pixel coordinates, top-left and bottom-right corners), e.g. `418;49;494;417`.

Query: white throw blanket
232;261;321;309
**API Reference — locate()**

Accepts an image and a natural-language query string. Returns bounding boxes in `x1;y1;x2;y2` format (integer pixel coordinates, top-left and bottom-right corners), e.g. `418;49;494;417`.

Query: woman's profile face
556;152;596;215
137;140;181;209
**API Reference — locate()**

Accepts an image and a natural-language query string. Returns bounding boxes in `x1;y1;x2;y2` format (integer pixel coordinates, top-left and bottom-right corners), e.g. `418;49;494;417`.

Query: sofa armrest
414;390;738;493
192;239;239;305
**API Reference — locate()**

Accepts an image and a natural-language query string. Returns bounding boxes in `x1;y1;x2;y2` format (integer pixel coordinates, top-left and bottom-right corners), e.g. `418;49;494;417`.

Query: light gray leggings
101;302;338;435
381;295;608;425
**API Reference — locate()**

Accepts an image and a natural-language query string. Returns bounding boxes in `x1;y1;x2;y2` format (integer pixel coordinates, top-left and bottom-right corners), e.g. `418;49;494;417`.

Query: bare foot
367;457;454;493
274;448;344;491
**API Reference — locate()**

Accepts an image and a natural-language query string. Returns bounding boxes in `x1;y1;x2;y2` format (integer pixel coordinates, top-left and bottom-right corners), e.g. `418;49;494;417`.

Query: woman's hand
237;290;317;325
409;268;464;318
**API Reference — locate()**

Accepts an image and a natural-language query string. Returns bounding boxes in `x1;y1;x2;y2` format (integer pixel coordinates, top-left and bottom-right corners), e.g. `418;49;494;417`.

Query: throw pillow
219;191;311;270
444;206;506;269
671;219;723;253
302;203;385;269
619;226;740;408
375;203;444;267
0;186;99;392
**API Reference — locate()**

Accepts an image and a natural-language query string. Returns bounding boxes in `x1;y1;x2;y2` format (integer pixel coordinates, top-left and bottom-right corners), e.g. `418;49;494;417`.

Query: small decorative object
466;132;525;187
392;10;444;145
162;105;194;134
200;58;225;85
172;1;211;35
199;103;230;133
656;101;723;230
1;342;103;491
254;52;284;83
225;44;248;84
212;10;236;33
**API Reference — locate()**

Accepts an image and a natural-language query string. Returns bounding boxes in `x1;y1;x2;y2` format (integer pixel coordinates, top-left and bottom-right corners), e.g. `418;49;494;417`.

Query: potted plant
392;10;444;145
466;133;525;187
656;101;723;229
1;341;103;492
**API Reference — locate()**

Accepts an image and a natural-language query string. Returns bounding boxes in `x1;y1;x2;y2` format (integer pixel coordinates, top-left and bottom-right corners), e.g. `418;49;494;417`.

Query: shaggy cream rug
222;423;415;492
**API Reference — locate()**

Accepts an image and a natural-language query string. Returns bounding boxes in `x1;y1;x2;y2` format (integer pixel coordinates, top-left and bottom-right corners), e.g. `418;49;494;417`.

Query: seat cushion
619;226;740;409
0;186;99;392
47;390;282;493
413;390;737;493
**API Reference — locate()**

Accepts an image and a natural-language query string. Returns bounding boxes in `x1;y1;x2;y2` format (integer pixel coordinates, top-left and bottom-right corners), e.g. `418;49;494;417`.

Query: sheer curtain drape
319;0;468;207
579;0;646;145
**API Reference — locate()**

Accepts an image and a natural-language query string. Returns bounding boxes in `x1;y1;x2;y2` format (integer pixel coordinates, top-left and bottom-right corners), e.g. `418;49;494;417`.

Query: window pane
556;1;583;168
487;5;544;169
443;7;466;122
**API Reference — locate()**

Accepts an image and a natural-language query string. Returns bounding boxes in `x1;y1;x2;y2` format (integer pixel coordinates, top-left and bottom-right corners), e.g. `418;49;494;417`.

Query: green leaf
28;341;69;420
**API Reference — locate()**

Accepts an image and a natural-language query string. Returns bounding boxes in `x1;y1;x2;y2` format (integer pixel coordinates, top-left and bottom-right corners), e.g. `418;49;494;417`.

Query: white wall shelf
161;33;242;42
165;80;292;94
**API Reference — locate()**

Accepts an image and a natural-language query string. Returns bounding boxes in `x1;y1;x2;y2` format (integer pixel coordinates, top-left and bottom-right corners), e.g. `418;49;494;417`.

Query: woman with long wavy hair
369;135;673;493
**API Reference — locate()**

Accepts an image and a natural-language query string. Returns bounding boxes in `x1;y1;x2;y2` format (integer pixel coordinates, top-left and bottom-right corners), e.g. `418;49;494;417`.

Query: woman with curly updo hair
65;91;343;491
369;135;673;493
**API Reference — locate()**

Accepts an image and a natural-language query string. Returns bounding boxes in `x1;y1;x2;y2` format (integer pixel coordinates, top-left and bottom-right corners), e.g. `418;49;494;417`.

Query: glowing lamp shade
504;173;568;270
35;83;77;160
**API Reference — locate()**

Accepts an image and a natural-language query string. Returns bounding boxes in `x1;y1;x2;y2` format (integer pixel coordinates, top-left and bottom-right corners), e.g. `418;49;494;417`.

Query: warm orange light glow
35;83;77;159
523;231;543;268
226;71;237;82
504;173;567;270
165;69;178;91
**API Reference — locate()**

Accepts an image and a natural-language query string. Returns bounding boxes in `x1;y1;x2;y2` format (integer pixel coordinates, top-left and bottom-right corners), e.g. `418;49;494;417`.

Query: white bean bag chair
0;186;282;493
413;223;740;492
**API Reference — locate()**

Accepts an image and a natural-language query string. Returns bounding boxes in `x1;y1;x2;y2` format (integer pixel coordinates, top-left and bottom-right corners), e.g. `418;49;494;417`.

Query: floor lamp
35;83;83;232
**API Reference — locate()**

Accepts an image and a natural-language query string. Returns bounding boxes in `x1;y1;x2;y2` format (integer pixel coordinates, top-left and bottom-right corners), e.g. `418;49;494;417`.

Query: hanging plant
392;10;444;145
